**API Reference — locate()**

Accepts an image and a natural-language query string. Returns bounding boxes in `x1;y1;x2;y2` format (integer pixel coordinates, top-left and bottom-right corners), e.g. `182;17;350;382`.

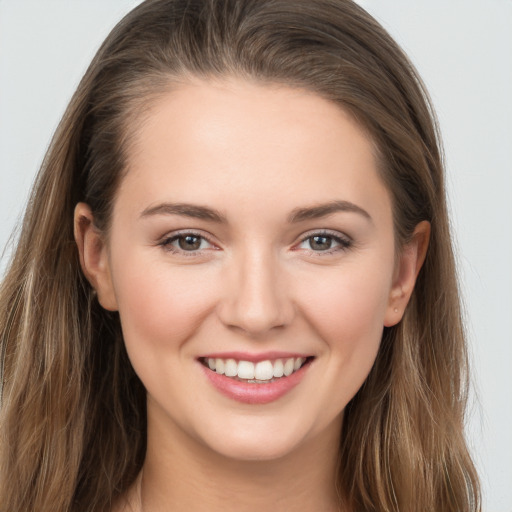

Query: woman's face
79;79;421;461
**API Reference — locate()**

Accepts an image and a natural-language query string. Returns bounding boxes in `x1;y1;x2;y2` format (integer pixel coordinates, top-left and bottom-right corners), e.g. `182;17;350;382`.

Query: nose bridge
219;241;293;335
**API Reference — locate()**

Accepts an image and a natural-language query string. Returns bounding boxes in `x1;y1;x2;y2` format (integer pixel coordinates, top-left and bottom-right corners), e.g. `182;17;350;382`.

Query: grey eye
296;232;351;254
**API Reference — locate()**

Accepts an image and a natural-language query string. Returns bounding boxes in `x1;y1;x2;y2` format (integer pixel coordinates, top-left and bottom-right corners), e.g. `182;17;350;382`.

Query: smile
199;354;314;404
201;356;309;383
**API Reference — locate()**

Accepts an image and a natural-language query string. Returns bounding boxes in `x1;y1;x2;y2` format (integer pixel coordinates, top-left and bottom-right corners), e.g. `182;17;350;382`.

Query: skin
75;79;429;511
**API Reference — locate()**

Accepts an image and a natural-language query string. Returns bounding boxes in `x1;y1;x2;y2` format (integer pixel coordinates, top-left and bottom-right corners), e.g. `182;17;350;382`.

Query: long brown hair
0;1;480;510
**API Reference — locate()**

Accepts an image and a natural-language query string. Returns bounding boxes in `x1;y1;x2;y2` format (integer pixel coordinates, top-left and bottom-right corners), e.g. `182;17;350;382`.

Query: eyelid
157;229;220;255
293;229;353;255
156;228;352;256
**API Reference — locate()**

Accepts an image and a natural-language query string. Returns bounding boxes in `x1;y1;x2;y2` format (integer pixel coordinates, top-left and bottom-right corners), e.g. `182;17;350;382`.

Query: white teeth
224;358;238;377
237;360;255;379
273;359;284;378
294;357;305;370
215;358;225;374
283;358;294;376
205;356;308;380
255;360;274;380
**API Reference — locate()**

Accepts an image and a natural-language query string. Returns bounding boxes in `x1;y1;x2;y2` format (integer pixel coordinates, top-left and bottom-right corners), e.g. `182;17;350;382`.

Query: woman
0;0;481;511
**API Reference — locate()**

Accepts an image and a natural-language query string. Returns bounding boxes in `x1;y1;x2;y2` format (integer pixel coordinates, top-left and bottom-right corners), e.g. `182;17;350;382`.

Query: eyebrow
140;203;227;223
140;200;372;224
288;200;372;224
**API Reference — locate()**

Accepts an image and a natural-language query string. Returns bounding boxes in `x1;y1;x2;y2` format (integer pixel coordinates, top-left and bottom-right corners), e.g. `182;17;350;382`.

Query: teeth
224;358;238;377
205;356;308;381
273;359;284;378
237;361;255;379
283;358;294;376
215;358;225;374
255;360;273;380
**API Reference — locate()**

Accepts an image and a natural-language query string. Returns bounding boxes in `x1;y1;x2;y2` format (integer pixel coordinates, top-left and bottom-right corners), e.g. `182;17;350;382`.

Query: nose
217;248;295;336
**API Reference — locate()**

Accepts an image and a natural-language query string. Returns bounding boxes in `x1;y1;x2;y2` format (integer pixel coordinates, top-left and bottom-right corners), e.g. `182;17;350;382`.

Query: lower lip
200;360;312;404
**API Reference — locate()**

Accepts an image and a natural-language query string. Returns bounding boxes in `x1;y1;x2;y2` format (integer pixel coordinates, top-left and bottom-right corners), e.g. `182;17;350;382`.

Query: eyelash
158;230;217;257
295;230;353;256
157;230;353;257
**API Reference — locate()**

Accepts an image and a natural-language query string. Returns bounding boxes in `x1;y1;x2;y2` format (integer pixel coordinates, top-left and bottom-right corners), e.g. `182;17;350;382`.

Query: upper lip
198;351;313;363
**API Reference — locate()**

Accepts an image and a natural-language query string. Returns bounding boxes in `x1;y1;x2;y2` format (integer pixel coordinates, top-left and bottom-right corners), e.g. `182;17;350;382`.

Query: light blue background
1;1;511;510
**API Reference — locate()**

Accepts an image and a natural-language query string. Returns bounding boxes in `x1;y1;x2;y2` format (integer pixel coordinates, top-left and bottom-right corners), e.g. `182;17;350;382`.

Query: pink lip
199;357;313;405
198;351;310;363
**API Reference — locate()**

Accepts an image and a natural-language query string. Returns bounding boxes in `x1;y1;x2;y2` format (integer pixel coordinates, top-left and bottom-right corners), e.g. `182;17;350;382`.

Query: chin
207;437;303;463
193;414;320;463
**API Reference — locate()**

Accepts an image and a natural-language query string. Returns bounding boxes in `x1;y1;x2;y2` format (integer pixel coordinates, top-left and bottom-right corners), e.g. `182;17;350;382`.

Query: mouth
199;355;314;384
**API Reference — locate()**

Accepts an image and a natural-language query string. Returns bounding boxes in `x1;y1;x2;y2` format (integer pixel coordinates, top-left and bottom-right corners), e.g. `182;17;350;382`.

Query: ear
74;202;118;311
384;220;430;327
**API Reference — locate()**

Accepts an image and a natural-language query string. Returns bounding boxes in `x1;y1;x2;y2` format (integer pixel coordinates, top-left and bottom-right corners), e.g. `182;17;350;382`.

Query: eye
175;234;206;251
296;231;352;254
159;232;216;254
307;235;336;251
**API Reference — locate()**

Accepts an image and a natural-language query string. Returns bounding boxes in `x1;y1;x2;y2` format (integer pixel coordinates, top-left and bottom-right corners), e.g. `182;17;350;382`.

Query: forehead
116;78;391;224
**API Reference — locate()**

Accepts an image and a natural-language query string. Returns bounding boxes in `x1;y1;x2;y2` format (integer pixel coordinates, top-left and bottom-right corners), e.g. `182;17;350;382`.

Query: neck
140;409;343;512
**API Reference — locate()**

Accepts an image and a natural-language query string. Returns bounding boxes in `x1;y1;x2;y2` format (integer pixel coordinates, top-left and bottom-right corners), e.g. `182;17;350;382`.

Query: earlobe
384;220;430;327
74;203;118;311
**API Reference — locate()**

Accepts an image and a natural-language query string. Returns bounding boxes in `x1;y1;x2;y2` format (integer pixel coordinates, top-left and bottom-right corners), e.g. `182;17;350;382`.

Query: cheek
298;261;393;344
110;251;218;352
296;263;392;418
296;256;393;397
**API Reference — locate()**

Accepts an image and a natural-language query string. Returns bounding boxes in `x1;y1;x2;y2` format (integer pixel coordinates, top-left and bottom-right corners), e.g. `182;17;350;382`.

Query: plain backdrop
0;1;511;510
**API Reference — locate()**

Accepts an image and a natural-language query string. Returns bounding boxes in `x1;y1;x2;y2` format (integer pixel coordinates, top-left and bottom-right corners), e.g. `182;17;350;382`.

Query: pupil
179;235;201;250
310;235;332;251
